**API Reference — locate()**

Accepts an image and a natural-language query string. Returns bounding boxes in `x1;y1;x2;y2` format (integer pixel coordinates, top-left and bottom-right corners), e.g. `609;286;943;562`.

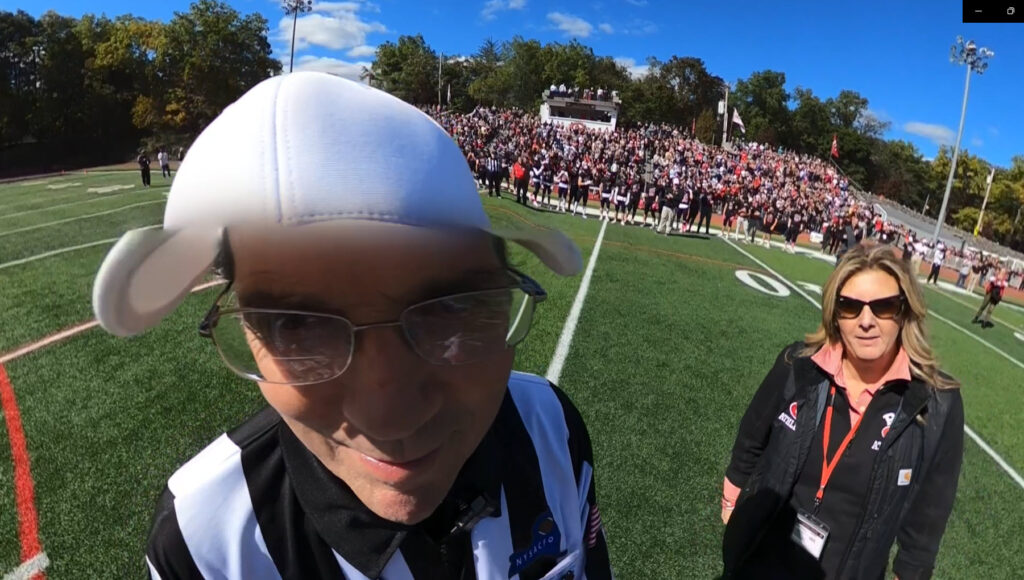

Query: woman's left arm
892;391;965;580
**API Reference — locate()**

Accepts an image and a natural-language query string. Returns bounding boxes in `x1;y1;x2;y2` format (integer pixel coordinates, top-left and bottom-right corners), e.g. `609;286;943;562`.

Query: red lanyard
816;385;864;507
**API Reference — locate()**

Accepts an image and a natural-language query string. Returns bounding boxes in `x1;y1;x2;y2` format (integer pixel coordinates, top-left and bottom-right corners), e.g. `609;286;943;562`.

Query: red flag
831;134;839;159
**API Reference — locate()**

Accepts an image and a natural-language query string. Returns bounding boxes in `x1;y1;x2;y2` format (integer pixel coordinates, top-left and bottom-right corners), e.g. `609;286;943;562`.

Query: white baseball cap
92;72;582;337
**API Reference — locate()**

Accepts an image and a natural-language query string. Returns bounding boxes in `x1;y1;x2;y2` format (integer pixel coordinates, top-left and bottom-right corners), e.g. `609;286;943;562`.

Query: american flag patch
586;503;603;548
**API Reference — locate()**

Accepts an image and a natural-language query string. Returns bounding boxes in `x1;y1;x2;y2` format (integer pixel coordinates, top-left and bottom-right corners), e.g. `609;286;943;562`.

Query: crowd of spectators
546;85;618;102
427;105;1024;290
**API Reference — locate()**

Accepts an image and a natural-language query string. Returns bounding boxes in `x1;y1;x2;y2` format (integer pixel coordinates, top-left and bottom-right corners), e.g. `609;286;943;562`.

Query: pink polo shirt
723;342;912;504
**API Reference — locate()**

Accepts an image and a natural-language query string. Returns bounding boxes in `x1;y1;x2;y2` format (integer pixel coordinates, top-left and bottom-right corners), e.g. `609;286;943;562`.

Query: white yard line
545;219;608;385
0;190;146;221
926;285;1018;329
0;226;160;271
2;552;49;580
0;279;225;364
720;235;1024;492
0;200;164;238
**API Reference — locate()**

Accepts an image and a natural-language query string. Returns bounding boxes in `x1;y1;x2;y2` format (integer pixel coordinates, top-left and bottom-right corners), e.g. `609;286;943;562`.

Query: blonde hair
799;243;959;390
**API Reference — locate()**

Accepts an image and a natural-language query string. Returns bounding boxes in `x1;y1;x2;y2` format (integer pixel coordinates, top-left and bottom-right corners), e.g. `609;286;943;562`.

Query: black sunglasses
835;294;906;320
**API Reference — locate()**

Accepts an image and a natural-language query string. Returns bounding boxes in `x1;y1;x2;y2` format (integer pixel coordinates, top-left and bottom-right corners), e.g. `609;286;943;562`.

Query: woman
722;243;963;580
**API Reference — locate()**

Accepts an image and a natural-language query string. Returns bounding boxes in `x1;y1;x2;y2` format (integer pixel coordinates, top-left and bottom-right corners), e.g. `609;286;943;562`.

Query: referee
91;72;611;580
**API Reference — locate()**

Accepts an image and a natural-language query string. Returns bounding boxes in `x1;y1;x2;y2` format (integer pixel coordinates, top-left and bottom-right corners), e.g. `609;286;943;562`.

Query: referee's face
230;224;515;525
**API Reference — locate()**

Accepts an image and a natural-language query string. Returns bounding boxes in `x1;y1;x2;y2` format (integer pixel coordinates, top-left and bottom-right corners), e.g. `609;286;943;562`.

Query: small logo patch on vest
508;512;563;577
776;401;798;431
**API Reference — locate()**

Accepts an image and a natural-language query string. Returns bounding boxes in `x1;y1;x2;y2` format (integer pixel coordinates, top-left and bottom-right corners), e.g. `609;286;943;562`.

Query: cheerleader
540;162;554;209
599;176;614;221
627;177;642;225
556;166;570;212
785;210;803;253
643;181;661;228
572;168;592;219
761;208;778;247
675;186;691;233
529;160;543;207
613;177;630;224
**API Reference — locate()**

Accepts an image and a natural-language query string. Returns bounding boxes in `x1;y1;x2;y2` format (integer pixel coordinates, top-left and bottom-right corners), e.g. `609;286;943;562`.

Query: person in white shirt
926;242;946;285
158;149;172;178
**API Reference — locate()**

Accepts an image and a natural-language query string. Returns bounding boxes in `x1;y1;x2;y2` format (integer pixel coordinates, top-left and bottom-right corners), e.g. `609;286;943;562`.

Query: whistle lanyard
815;385;864;509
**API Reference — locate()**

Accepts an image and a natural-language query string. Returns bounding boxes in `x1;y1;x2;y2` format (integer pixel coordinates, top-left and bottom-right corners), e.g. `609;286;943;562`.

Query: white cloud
547;12;594;38
482;0;527;20
291;55;373;81
970;137;983;147
614;56;649;78
277;1;387;52
903;122;955;146
987;126;999;137
598;22;614;34
865;108;892;123
347;44;376;58
625;0;648;5
623;19;658;35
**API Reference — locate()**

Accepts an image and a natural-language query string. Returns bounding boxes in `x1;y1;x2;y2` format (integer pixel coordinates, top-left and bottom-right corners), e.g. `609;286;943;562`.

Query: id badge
790;510;830;560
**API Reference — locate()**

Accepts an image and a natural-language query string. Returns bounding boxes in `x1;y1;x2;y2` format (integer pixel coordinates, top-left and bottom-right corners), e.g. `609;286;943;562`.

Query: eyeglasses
835;294;905;320
198;269;546;385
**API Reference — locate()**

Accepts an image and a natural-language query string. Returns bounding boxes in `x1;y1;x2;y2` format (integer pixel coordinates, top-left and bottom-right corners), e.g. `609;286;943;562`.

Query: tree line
0;1;279;174
370;34;1024;250
1;7;1020;250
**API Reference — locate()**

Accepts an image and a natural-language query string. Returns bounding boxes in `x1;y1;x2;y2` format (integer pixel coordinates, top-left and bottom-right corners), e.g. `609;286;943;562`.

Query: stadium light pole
283;0;313;73
932;37;993;244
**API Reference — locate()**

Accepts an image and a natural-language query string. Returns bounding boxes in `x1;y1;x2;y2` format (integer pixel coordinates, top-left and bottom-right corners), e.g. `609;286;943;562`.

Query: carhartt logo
776;401;798;431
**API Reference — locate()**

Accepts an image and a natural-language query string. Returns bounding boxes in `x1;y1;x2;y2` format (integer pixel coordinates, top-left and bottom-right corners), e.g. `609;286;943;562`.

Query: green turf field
0;172;1022;578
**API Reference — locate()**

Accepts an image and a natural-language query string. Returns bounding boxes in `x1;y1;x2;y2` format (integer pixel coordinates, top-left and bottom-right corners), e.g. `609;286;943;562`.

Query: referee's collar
279;406;504;579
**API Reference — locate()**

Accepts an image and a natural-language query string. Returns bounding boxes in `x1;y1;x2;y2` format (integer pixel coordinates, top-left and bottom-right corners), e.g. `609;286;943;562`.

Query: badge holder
791;510;829;560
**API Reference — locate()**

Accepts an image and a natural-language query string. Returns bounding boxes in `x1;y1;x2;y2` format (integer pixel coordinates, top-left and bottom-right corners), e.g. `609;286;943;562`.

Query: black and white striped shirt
145;372;612;580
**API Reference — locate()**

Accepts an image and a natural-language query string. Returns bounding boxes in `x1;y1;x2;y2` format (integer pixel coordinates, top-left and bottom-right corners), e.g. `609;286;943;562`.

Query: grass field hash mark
719;235;1024;492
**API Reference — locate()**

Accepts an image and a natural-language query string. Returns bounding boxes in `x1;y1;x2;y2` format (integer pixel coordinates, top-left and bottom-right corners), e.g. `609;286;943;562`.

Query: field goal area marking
721;235;1024;492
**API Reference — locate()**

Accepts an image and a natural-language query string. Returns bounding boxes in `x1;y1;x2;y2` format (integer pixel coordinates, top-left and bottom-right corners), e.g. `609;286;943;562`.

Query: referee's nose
341;324;442;443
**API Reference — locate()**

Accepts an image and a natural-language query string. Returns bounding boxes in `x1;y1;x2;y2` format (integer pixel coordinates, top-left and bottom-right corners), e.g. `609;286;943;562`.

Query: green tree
789;87;831;156
155;0;279;135
732;70;790;145
373;34;439;105
0;10;41;145
654;56;722;128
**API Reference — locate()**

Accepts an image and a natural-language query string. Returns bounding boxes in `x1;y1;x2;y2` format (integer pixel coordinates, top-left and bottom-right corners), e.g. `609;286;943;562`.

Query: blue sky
17;0;1023;167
